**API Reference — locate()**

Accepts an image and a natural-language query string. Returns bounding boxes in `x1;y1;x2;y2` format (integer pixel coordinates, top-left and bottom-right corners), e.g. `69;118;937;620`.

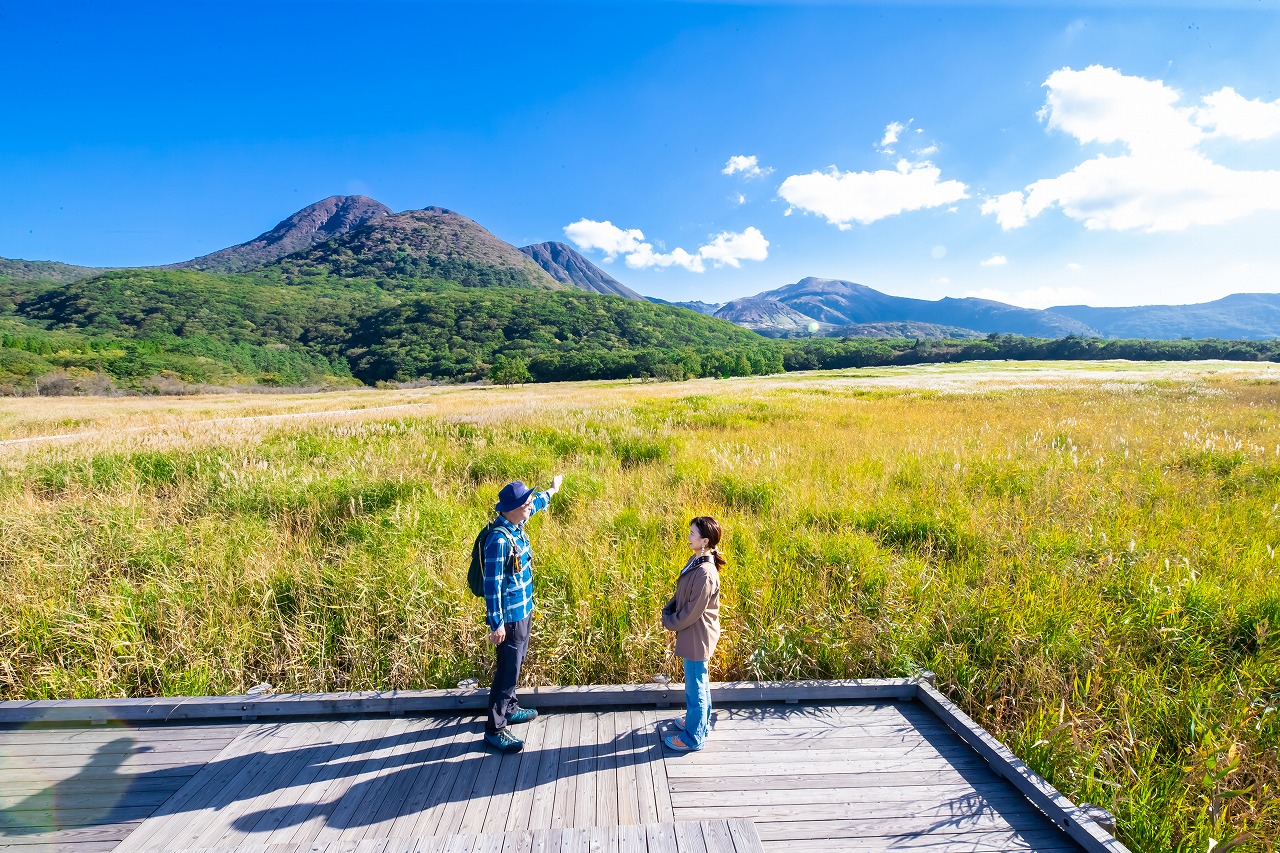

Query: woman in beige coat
660;516;723;751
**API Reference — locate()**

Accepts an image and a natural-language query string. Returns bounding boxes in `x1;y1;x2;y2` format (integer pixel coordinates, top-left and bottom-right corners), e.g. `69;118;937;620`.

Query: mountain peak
272;206;562;290
170;195;393;273
519;241;643;300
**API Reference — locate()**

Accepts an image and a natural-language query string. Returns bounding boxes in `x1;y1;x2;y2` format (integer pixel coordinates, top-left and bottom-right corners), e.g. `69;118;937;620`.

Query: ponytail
691;516;726;571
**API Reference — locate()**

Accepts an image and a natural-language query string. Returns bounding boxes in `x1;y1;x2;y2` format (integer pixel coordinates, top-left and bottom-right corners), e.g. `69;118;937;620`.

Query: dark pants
486;616;531;734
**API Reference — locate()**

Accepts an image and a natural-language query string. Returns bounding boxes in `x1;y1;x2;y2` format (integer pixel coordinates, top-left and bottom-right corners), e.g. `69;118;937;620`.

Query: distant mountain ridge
519;242;642;299
1050;293;1280;340
714;297;836;336
747;277;1096;339
3;194;1279;340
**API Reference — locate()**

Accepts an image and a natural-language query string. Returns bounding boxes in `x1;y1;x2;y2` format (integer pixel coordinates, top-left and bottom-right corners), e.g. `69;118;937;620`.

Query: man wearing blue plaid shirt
482;474;562;753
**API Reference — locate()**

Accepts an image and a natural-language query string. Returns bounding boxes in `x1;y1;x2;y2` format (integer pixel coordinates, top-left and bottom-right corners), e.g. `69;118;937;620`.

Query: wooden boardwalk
0;696;1117;853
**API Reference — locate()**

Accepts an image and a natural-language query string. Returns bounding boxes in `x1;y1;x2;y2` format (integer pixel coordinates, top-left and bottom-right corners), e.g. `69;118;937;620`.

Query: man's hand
550;474;564;493
489;625;506;645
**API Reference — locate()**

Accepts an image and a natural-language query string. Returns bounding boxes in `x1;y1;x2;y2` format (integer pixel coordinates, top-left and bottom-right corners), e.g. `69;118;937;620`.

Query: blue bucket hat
495;480;534;513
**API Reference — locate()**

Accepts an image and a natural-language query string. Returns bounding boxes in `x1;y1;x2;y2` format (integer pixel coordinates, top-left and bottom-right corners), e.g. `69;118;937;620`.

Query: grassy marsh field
1;361;1278;851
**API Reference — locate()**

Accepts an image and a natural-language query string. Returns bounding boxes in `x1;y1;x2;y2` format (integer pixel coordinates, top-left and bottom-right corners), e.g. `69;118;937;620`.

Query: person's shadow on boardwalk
1;738;156;836
0;712;688;841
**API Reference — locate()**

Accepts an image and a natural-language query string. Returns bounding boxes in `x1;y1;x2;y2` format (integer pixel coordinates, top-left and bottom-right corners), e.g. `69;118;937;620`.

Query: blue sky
4;1;1280;308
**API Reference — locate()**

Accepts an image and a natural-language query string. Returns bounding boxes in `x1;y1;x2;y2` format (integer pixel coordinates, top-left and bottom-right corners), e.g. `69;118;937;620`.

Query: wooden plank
357;715;458;837
452;723;514;836
525;712;566;832
417;720;491;838
0;773;199;797
501;829;536;853
628;710;659;826
645;821;678;853
663;742;976;764
725;819;765;853
0;820;143;846
202;718;372;849
676;808;1050;836
661;756;987;778
238;718;381;844
595;710;620;829
617;821;648;853
0;841;122;853
670;785;1032;809
395;715;481;839
537;826;563;853
110;722;279;852
0;680;919;725
559;825;589;853
502;717;552;833
917;684;1128;852
0;765;199;785
674;820;709;853
673;726;944;748
141;719;323;852
589;825;614;853
571;712;598;829
612;710;638;826
335;716;446;842
276;716;399;846
0;787;177;812
665;769;996;793
0;725;247;747
644;710;674;822
751;828;1080;852
0;804;155;829
382;715;472;838
699;819;737;853
481;717;540;829
0;747;227;770
549;711;579;829
309;717;418;845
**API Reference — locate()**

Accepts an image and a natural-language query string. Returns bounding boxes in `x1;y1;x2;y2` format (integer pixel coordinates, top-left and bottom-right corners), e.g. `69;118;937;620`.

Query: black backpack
467;520;518;597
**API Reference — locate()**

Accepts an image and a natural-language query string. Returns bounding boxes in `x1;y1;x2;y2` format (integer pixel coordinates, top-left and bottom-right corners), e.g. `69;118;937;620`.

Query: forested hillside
0;267;781;392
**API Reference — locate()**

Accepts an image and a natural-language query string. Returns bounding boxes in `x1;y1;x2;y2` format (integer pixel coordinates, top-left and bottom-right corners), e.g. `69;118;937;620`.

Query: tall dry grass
0;362;1277;851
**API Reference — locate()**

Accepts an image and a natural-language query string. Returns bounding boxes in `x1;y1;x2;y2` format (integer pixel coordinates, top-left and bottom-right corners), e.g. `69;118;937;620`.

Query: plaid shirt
482;490;550;631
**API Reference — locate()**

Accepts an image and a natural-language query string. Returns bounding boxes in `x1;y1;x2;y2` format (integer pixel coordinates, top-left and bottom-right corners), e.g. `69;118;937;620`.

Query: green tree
490;355;531;386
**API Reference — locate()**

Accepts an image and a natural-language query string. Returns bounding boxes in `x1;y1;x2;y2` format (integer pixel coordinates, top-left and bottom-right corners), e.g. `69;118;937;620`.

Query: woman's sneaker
508;706;539;724
484;729;524;753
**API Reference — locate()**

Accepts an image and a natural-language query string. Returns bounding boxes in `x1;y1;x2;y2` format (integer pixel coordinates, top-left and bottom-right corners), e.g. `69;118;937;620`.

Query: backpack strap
489;523;521;575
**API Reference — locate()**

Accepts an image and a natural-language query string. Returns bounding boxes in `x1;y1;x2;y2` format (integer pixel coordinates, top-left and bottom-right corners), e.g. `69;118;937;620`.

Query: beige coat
661;555;721;661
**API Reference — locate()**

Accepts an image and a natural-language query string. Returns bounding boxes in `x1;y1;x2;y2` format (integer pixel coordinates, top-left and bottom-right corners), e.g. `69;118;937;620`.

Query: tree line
2;268;1277;394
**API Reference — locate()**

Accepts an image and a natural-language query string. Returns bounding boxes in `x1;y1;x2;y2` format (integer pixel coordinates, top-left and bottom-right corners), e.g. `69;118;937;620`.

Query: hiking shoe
484;729;524;753
508;706;539;725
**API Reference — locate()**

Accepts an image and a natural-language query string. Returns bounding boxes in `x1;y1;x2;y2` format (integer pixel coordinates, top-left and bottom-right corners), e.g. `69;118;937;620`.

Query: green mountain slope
0;258;107;285
1;264;778;390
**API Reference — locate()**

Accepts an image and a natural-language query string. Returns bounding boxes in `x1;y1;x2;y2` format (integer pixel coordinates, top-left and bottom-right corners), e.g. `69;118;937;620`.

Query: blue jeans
682;658;711;749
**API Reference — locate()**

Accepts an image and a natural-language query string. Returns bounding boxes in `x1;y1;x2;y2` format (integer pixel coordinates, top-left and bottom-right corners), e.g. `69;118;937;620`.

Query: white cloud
722;155;772;179
931;245;947;259
734;193;746;205
698;227;769;268
915;144;939;157
779;160;969;229
564;220;769;273
1066;262;1083;271
985;66;1280;233
878;121;907;153
980;254;1008;267
1195;87;1280;140
965;286;1097;310
563;219;645;260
